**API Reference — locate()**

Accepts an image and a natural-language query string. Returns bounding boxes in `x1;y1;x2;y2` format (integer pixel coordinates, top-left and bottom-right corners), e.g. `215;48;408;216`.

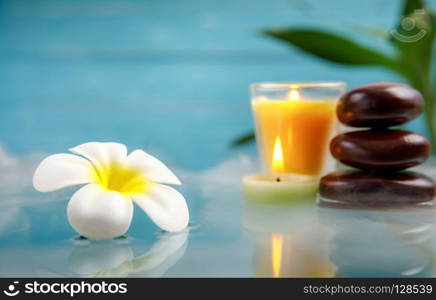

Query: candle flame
272;136;284;173
272;233;283;278
288;89;300;101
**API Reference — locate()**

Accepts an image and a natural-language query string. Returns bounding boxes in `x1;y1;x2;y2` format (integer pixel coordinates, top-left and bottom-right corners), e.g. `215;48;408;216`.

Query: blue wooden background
0;0;431;170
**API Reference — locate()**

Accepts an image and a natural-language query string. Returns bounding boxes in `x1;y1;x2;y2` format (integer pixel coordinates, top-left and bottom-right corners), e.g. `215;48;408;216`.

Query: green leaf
402;0;425;16
388;0;435;148
263;29;395;67
389;0;434;82
231;131;255;147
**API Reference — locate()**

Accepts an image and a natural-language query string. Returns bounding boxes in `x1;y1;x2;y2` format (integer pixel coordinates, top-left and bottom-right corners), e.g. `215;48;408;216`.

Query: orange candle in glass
251;82;346;177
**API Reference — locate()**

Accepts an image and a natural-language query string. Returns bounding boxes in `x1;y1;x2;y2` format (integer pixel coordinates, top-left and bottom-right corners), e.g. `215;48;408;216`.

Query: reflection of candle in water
288;88;300;101
272;137;284;174
271;233;283;278
252;232;335;278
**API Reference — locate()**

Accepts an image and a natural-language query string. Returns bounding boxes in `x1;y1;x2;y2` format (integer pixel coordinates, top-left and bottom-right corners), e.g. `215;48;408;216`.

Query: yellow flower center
92;163;149;195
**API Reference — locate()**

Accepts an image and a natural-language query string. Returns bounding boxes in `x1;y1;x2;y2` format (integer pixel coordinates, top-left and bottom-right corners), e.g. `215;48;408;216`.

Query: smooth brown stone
319;171;435;208
337;82;424;127
331;130;431;171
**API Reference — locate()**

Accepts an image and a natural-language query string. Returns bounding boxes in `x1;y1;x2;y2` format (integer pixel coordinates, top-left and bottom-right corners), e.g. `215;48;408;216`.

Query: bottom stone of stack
318;170;435;209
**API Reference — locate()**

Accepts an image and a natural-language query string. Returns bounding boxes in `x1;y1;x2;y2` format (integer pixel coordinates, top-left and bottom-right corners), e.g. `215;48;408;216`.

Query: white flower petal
69;142;127;171
132;184;189;232
125;150;181;185
33;153;94;192
67;184;133;239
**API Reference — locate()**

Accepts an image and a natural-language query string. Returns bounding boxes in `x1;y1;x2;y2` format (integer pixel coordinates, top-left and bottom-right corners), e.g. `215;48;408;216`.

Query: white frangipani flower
33;142;189;239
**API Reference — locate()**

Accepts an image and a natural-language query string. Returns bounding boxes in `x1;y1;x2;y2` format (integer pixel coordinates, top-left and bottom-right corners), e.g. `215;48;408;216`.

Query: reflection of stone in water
244;203;334;278
318;207;435;277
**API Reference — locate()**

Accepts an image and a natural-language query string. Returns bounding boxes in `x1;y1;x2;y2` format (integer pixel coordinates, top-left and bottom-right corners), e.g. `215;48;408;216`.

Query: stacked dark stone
319;82;435;208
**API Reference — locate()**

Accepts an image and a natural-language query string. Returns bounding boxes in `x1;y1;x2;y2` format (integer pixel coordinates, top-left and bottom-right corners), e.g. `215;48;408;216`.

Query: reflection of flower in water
69;238;134;276
68;230;189;278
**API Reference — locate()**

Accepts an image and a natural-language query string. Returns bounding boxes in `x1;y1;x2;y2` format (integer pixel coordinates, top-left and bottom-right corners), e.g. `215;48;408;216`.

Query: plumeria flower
33;142;189;239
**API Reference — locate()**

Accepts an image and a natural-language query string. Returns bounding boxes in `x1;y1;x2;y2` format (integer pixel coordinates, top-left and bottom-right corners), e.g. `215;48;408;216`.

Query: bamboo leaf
263;29;395;67
389;0;434;82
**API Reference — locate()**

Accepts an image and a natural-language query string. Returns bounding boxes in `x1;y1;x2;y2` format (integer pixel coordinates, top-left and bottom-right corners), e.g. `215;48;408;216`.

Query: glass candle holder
251;82;346;177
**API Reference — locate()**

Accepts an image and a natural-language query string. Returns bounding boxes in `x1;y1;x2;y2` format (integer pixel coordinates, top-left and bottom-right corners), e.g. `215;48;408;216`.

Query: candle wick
276;177;281;182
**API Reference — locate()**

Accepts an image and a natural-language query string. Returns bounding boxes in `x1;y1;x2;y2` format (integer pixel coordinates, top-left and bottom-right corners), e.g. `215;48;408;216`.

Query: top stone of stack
337;82;424;128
